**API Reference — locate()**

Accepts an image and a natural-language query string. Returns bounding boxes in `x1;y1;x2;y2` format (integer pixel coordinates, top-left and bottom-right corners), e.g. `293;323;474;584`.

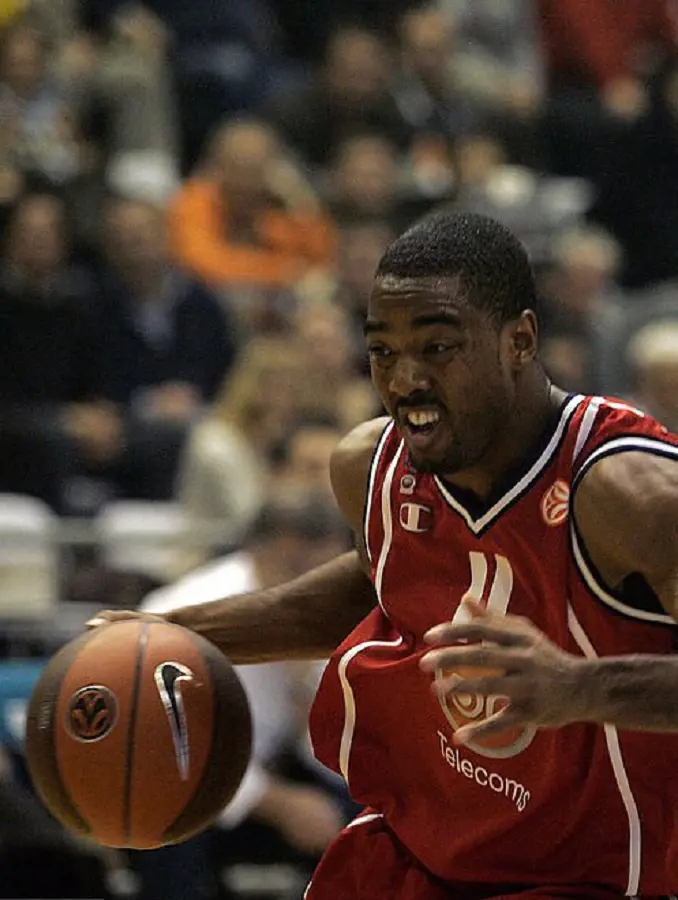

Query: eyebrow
363;311;463;336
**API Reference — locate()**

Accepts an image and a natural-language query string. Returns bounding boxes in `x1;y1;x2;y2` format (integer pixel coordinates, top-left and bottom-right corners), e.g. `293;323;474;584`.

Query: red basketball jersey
309;394;678;896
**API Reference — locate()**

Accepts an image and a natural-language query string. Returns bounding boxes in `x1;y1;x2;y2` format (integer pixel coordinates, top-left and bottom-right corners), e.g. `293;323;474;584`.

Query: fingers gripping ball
25;621;251;849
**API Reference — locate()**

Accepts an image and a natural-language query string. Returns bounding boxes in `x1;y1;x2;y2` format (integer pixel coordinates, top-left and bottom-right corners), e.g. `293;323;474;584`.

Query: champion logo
541;479;570;527
399;502;433;533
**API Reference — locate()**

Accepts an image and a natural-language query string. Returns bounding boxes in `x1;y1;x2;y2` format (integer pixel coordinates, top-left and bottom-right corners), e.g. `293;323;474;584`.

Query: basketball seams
123;622;149;845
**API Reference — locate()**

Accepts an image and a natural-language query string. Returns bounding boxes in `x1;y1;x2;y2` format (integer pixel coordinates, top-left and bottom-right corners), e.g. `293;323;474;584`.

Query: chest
367;461;574;645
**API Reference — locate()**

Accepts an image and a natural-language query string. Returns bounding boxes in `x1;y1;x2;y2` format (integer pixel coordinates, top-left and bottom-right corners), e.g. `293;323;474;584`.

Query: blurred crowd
1;0;678;898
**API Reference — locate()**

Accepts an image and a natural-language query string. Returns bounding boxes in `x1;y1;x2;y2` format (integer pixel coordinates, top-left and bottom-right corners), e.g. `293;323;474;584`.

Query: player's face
366;275;518;476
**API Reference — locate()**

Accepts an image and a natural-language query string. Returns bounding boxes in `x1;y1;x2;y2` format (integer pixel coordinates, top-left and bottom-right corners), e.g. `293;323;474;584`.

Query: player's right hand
85;610;166;630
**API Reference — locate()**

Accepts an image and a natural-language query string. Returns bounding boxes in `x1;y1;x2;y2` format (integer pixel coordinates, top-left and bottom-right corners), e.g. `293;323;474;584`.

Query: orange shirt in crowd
167;178;336;290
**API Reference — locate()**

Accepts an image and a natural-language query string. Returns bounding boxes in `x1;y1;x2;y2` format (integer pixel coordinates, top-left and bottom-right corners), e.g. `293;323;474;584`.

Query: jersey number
453;551;514;624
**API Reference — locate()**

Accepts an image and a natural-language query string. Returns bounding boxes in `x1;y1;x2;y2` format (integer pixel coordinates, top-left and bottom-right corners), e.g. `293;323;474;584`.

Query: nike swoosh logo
154;662;194;780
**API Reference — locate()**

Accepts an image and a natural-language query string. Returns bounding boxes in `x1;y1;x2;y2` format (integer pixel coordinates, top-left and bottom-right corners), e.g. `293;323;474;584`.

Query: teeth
407;411;440;427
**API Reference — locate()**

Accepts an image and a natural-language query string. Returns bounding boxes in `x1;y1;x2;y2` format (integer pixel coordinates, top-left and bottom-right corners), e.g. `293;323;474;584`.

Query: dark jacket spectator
96;270;235;409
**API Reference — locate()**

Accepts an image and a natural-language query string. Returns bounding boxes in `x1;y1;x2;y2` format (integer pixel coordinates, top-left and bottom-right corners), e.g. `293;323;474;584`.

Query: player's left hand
420;599;591;745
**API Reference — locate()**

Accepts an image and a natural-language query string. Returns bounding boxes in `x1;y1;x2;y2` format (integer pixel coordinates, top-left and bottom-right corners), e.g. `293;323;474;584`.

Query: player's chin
404;438;455;475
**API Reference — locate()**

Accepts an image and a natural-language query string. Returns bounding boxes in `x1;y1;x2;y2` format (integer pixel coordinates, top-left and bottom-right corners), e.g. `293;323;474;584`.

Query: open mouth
400;408;443;448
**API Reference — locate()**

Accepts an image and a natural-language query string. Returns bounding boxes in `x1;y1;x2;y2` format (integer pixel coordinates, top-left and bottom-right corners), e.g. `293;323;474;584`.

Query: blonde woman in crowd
173;336;306;570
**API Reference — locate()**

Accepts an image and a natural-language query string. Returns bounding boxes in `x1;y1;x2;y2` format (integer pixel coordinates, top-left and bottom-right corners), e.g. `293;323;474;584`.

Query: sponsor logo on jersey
437;731;531;811
399;502;433;533
439;678;537;759
437;552;536;759
67;685;118;742
541;479;570;527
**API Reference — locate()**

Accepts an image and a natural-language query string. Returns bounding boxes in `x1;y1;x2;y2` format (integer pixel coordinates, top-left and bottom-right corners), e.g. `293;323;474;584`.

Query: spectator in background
334;218;395;358
50;1;179;168
168;119;335;313
325;133;403;226
269;26;413;167
0;21;81;192
438;0;544;166
91;196;238;504
272;0;420;65
440;0;544;122
538;225;623;393
114;0;286;171
626;320;678;432
392;7;481;143
537;0;678;179
291;298;381;430
272;415;343;496
0;192;112;513
10;0;180;248
592;57;678;288
174;338;307;573
139;492;351;900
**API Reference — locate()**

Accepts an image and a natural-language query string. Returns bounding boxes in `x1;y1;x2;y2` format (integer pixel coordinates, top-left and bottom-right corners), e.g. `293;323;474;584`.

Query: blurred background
1;0;678;897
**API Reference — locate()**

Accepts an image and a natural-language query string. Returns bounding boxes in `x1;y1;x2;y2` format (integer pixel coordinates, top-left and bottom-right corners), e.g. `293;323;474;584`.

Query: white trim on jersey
571;435;678;626
374;439;404;614
571;528;675;625
364;421;395;564
337;634;403;782
572;396;603;465
567;605;642;897
434;394;585;534
576;434;678;473
338;436;404;784
345;811;384;830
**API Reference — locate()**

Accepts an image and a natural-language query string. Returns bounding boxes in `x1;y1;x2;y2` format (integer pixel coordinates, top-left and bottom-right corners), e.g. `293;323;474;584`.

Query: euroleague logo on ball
67;685;118;742
540;479;570;527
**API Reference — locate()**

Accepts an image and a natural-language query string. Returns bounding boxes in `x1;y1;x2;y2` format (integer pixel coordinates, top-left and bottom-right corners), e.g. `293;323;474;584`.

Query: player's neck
445;372;565;501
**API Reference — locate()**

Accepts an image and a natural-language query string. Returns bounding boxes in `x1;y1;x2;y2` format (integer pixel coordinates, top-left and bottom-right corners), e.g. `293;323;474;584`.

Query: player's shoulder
573;401;678;546
330;416;392;533
575;443;678;516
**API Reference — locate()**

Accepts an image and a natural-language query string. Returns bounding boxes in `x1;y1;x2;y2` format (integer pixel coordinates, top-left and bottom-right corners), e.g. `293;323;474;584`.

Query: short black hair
375;210;537;323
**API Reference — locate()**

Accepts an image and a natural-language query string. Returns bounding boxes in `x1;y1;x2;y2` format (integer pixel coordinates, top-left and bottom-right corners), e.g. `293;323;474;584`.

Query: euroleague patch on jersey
399;502;433;533
540;479;570;527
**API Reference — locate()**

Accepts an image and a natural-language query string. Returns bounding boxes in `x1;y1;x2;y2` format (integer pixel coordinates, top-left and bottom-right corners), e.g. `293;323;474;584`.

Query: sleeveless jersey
309;394;678;896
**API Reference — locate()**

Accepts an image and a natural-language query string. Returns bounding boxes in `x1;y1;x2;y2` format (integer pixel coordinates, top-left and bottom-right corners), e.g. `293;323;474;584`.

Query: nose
388;355;430;398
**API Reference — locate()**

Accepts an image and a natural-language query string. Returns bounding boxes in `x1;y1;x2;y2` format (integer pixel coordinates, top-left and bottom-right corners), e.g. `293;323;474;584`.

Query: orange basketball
25;620;251;849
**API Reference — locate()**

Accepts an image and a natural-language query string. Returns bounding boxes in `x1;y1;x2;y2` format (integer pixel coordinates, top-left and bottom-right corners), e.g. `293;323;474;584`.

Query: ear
505;310;538;370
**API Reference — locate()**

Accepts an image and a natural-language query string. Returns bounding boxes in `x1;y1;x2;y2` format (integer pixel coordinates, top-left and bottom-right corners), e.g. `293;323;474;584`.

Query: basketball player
91;213;678;898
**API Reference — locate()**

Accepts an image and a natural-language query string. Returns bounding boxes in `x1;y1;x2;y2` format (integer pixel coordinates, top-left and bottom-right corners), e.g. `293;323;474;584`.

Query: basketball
25;620;252;850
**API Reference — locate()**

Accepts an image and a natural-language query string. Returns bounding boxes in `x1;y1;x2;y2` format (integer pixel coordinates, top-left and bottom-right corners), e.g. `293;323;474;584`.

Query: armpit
572;446;678;623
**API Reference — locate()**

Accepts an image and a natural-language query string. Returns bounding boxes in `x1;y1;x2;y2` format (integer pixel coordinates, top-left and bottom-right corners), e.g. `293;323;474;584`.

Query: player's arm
421;451;678;740
561;450;678;730
89;418;389;664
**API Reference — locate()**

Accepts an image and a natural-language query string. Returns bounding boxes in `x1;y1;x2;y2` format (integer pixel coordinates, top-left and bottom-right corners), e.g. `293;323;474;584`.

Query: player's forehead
366;274;477;332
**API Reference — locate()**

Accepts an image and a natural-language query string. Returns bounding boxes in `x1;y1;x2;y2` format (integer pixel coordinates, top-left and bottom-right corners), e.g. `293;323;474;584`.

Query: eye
424;342;455;356
367;344;394;360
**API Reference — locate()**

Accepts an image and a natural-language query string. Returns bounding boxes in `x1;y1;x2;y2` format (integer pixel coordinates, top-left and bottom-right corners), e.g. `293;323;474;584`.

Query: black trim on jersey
434;394;583;537
362;420;394;563
570;437;678;627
